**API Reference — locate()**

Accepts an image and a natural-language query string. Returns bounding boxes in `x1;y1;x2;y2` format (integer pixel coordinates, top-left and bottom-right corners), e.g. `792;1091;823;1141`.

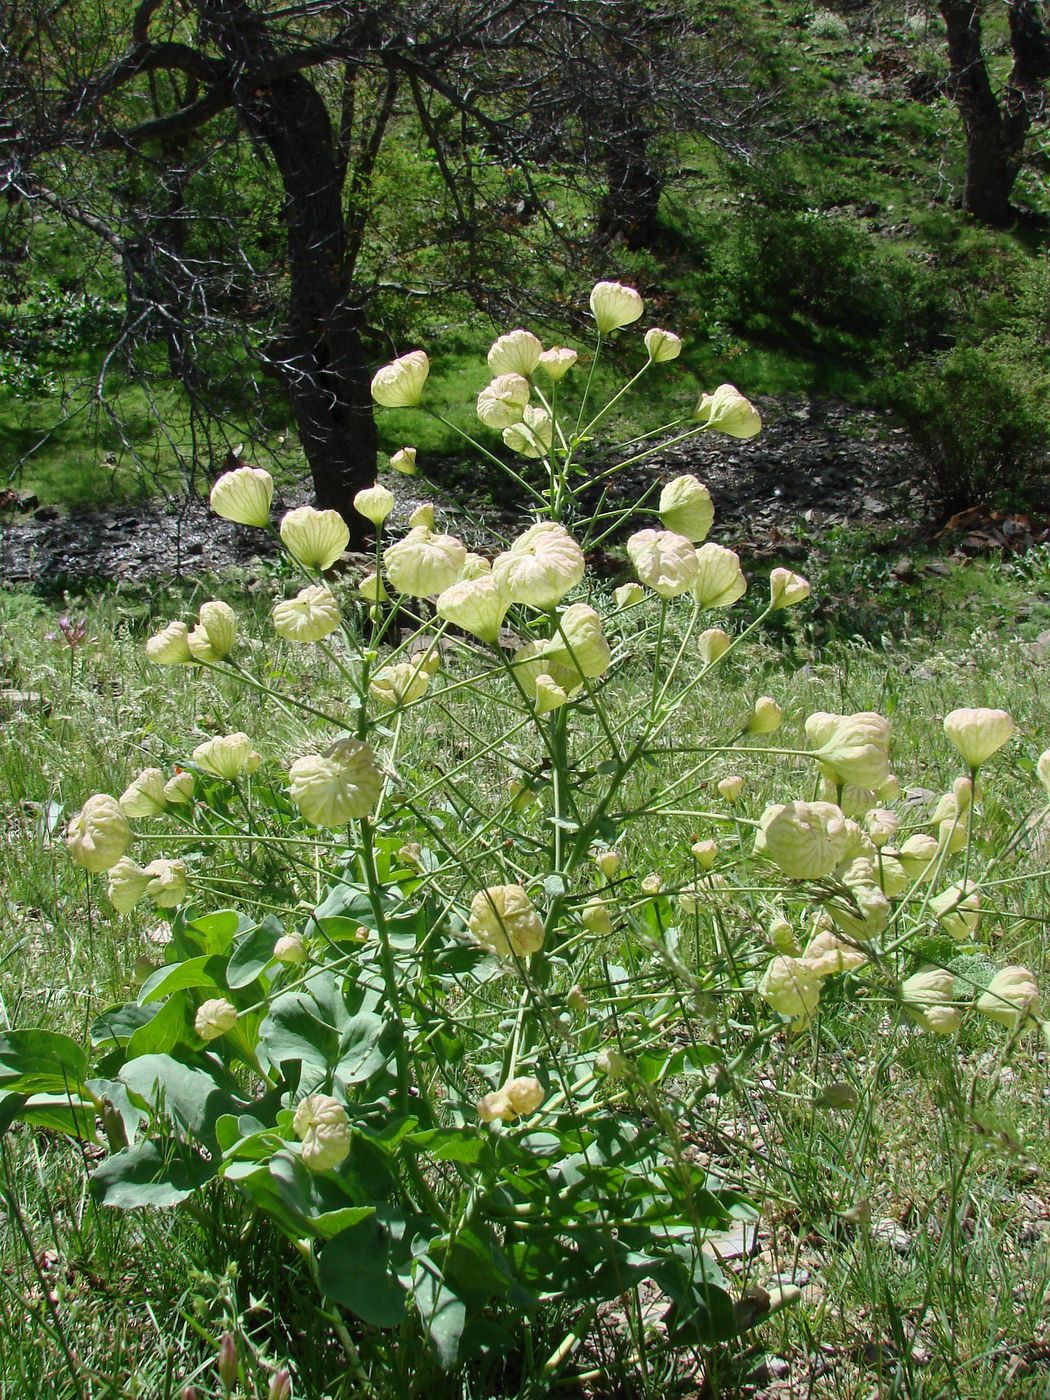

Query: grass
1;541;1048;1398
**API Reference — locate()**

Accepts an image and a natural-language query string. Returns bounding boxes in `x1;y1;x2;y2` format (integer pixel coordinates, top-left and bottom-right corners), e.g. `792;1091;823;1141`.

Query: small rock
872;1218;912;1253
33;505;60;522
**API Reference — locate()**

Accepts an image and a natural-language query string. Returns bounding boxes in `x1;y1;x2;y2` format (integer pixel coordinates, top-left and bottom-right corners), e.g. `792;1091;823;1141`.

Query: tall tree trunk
247;72;377;529
211;0;376;533
940;0;1050;227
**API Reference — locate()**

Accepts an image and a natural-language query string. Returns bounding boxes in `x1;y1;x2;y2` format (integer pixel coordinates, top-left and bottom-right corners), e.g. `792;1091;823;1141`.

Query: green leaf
91;1002;160;1049
120;1052;246;1150
226;918;283;989
173;908;249;959
259;973;386;1092
18;1094;100;1137
124;992;196;1059
408;1127;487;1164
138;956;227;1005
318;1217;408;1327
413;1258;466;1369
91;1140;215;1209
0;1029;88;1095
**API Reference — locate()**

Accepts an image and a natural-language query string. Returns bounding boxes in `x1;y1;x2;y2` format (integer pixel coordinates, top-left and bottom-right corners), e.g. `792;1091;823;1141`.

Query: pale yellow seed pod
293;1093;351;1170
210;466;274;527
693;383;761;439
943;707;1014;768
589;280;644;333
644;327;682;363
195;998;237;1042
67;794;132;873
370;350;429;408
279;507;350;570
353;483;395;527
657;474;713;542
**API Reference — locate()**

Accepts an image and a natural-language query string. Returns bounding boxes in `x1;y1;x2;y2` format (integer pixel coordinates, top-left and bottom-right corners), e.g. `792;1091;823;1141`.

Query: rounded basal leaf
536;346;577;380
193;733;260;780
758;955;820;1024
187;600;237;663
692;544;747;609
543;603;611;678
353;483;395;527
389;447;417;475
436;576;510;644
468;884;545;958
368;661;431;708
487;328;542;378
385;527;466;598
146;620;194;665
370;350;429;408
293;1093;351;1170
901;968;962;1035
658;474;714;542
279;507;350;570
805;710;891;789
503;405;553;459
210;466;274;527
144;858;188;908
67;794;132;873
492;522;584;609
756;800;849;880
119;768;168;818
693;383;761;438
272;585;341;644
589;280;644;333
287;738;382;826
976;965;1041;1030
627;528;699;598
943;707;1014;768
476;373;530;430
195;998;237;1042
106;856;151;912
769;567;811;611
645;327;682;363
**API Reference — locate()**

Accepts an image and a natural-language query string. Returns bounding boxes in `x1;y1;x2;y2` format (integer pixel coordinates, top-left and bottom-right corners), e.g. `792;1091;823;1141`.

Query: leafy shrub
709;189;949;363
892;344;1050;510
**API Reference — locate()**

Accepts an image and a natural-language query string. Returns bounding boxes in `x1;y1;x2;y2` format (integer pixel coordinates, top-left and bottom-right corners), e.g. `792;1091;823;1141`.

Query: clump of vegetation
3;286;1047;1397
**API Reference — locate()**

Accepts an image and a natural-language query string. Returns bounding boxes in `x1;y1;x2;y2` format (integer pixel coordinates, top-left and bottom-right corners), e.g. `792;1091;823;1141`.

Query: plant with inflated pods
8;283;1047;1383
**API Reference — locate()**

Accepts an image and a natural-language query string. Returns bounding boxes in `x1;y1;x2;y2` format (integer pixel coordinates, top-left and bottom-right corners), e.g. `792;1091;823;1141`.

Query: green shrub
892;344;1050;511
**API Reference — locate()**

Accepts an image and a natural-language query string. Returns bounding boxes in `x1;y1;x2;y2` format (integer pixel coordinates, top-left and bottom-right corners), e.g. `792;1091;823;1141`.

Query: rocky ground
0;397;934;586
